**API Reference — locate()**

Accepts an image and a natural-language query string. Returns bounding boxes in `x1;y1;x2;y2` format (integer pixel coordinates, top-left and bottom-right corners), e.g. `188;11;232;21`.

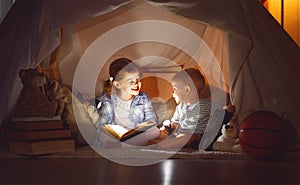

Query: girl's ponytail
103;78;113;96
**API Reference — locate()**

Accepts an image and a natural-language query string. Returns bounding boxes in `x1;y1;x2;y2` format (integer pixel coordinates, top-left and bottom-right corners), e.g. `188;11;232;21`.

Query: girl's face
113;71;141;100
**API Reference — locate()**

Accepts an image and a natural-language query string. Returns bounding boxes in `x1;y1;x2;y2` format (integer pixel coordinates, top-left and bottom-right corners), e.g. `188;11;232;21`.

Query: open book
101;121;156;142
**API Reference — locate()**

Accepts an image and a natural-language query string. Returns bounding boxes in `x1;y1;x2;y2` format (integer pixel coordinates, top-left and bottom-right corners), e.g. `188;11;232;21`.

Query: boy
148;68;211;149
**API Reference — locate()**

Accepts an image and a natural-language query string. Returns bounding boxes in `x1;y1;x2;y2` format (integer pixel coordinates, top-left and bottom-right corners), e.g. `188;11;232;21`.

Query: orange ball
239;110;289;160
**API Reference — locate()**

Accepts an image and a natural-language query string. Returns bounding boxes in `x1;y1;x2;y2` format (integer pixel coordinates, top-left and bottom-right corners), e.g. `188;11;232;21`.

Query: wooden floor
1;158;300;184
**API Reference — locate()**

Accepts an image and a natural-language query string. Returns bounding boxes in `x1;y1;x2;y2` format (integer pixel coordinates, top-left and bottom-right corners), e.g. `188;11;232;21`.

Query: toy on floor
239;110;289;159
212;116;243;153
13;68;59;118
12;68;86;145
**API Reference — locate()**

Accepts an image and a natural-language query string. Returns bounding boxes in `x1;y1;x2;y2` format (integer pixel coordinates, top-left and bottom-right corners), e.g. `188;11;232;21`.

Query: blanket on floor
2;146;300;161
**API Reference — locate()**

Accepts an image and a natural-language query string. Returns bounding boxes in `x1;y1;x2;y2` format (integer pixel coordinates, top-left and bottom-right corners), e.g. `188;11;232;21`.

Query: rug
2;144;300;160
47;146;251;160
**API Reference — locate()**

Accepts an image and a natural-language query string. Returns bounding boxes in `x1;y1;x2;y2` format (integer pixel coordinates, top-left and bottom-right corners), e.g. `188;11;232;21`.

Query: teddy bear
212;116;243;153
45;74;87;145
46;79;72;120
12;68;59;118
13;68;86;145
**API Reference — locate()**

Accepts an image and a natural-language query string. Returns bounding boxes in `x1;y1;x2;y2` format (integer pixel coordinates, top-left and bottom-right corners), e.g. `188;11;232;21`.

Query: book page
102;125;129;140
102;122;156;141
135;121;156;130
120;121;156;141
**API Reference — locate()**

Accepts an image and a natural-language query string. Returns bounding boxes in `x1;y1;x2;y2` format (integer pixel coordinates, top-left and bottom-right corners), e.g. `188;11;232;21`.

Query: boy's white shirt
171;101;200;128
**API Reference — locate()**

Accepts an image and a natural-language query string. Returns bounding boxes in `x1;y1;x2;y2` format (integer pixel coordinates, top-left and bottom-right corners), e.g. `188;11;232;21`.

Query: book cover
11;115;61;122
8;139;75;155
102;121;156;142
12;120;64;130
5;129;72;141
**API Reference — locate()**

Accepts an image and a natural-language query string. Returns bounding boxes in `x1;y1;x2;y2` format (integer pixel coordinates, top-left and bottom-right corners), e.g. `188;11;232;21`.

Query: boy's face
114;71;141;98
171;80;187;104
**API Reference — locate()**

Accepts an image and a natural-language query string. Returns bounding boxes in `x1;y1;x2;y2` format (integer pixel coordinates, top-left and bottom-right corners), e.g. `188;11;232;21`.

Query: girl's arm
99;101;114;125
143;95;158;124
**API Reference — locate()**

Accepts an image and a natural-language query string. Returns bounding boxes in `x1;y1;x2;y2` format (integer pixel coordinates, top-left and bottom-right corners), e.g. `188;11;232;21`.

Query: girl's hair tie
109;77;114;82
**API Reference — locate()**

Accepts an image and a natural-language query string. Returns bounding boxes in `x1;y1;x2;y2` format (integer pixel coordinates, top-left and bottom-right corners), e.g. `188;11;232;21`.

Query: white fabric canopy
1;0;299;149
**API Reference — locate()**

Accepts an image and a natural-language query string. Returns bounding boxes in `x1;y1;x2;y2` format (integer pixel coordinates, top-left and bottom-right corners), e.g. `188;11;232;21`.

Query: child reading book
148;68;211;149
92;58;160;147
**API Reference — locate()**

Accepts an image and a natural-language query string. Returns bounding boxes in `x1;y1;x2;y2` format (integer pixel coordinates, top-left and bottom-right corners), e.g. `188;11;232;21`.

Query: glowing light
161;160;174;185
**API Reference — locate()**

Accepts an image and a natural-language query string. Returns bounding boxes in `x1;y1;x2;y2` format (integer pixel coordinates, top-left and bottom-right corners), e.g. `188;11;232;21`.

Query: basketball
239;110;289;160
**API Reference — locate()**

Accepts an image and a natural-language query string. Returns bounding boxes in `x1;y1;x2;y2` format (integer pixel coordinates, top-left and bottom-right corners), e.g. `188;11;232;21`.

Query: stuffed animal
212;116;243;153
13;68;86;145
12;68;59;118
46;80;72;120
45;74;87;145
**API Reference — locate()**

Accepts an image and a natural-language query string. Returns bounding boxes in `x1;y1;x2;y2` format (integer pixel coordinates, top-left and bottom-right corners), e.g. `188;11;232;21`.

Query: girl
92;58;160;147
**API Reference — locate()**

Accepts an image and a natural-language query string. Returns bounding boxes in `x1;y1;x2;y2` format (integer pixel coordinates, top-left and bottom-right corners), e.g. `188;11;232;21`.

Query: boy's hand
147;128;169;146
171;122;180;135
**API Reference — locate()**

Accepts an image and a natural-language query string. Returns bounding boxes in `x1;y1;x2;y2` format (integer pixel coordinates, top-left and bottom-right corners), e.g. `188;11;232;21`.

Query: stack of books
5;116;75;156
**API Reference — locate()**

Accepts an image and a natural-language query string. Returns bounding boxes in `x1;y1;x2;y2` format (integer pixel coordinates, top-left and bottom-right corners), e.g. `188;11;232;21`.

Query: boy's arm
168;103;181;135
195;99;211;134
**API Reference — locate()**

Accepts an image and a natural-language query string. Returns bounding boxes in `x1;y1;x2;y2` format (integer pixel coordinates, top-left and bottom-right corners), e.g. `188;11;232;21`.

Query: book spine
12;120;65;130
5;129;72;141
8;139;75;155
